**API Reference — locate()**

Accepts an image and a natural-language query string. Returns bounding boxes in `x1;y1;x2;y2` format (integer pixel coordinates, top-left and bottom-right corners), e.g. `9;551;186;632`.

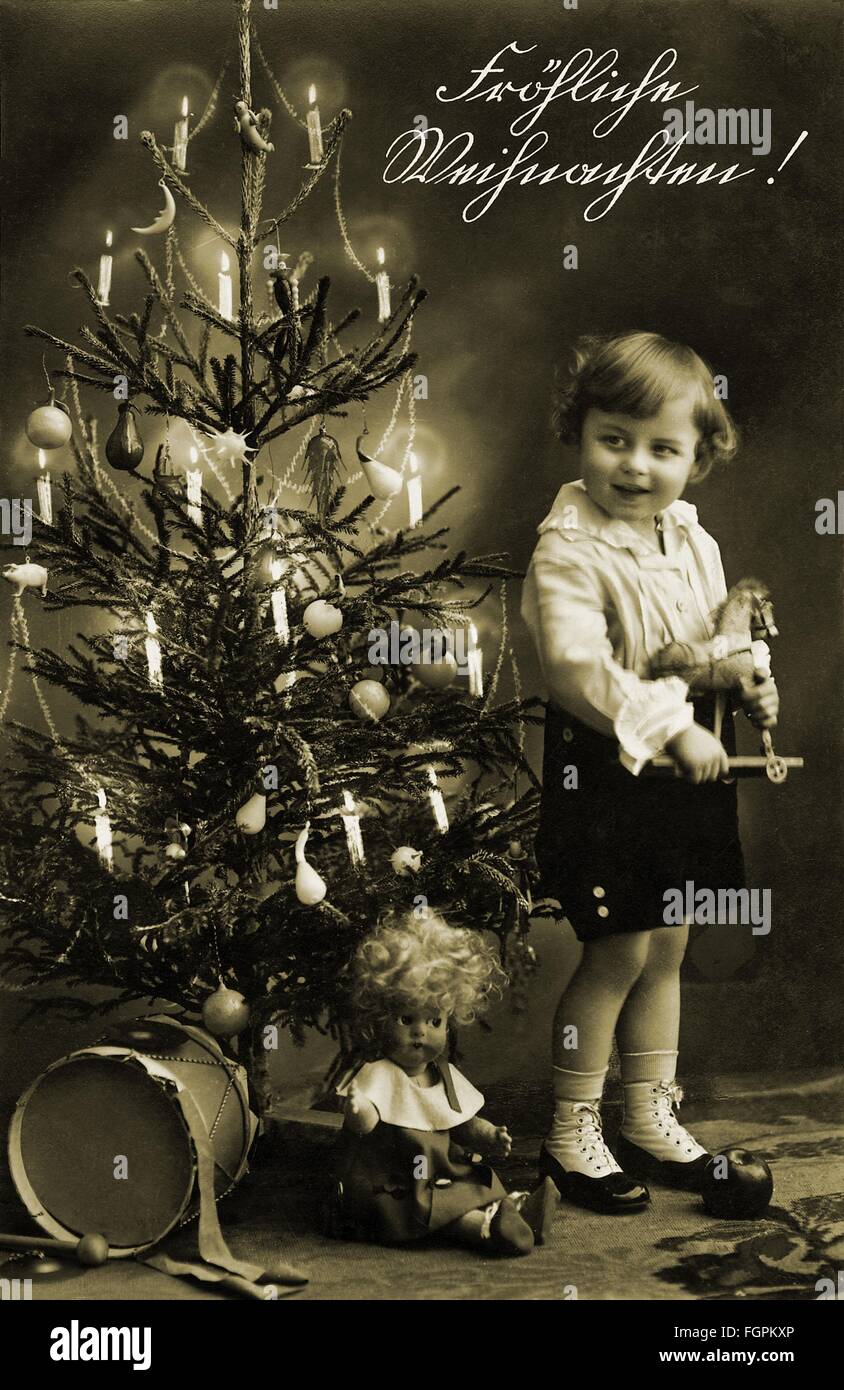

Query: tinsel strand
187;62;229;144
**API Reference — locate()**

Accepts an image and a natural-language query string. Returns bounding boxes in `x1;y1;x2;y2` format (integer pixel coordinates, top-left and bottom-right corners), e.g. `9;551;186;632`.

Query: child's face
385;1007;448;1076
579;391;701;534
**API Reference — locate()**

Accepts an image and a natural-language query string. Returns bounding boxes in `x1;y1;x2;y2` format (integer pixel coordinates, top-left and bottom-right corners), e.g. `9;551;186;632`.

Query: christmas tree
0;0;540;1117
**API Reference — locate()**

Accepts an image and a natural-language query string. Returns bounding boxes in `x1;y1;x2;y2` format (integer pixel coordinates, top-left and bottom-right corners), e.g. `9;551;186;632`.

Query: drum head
16;1055;194;1250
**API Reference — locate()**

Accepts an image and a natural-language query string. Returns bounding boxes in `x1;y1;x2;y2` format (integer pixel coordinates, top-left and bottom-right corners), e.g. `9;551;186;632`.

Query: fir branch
255;110;352;243
139;131;235;246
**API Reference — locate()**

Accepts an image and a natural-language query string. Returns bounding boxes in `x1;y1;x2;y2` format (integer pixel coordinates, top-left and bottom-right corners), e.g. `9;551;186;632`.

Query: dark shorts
534;697;746;942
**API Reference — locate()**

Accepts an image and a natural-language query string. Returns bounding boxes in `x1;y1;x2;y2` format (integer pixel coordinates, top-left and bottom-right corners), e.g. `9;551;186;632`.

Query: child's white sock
546;1065;622;1177
620;1050;708;1162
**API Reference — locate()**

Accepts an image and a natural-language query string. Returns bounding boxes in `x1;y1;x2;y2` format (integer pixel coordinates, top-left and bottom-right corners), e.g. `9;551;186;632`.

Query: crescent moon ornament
131;180;176;236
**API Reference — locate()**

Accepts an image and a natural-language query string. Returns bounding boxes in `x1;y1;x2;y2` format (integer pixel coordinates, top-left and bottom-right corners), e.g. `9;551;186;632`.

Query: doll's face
385;1007;448;1076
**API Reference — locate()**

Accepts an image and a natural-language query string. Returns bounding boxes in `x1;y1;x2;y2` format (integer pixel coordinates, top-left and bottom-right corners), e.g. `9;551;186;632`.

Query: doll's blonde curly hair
346;912;507;1054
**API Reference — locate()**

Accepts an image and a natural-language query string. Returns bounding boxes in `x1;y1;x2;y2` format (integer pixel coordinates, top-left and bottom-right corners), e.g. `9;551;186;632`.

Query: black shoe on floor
614;1132;712;1191
538;1145;650;1213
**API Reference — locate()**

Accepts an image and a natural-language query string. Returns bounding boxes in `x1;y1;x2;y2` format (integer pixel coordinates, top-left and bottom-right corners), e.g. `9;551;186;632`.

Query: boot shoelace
573;1101;620;1173
650;1080;700;1156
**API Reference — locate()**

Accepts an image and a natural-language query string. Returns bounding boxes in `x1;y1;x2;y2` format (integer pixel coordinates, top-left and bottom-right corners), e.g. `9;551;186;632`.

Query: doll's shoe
512;1177;559;1245
481;1198;535;1257
616;1081;712;1191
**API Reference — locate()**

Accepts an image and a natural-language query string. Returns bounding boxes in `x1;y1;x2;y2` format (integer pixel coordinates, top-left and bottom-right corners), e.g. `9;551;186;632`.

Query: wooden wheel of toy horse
7;1016;257;1257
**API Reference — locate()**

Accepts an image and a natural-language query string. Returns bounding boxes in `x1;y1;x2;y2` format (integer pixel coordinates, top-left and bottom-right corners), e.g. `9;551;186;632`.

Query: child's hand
665;723;729;783
737;674;779;729
490;1125;512;1159
347;1079;362;1115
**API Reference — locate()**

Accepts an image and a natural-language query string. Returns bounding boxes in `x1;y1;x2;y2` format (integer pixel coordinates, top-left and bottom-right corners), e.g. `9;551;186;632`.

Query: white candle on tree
173;95;189;173
340;789;365;866
306;84;324;164
94;788;114;871
427;766;449;834
97;230;113;305
145;612;163;687
407;450;423;528
467;622;483;698
36;449;53;526
269;558;290;643
186;449;202;526
375;246;391;322
218;250;233;320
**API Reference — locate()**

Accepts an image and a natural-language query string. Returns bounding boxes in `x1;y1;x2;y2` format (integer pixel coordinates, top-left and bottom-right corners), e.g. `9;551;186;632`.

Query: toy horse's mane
711;576;770;630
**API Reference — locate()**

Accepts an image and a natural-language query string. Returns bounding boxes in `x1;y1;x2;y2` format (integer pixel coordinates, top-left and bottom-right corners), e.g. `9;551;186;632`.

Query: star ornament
204;427;257;467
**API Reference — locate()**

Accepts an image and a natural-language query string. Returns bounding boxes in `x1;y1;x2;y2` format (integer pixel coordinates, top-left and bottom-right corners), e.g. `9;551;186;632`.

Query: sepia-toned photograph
0;0;841;1356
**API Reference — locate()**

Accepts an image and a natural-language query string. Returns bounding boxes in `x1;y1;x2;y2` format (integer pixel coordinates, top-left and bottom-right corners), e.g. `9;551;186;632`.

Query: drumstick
0;1232;109;1265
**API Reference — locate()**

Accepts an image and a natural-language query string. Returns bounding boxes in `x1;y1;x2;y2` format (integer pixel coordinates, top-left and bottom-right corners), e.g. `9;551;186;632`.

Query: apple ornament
413;649;459;690
303;599;343;638
390;846;423;877
26;391;73;450
202;982;251;1038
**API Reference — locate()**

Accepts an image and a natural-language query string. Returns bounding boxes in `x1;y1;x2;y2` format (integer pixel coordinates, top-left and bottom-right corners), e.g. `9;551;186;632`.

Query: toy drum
7;1015;258;1257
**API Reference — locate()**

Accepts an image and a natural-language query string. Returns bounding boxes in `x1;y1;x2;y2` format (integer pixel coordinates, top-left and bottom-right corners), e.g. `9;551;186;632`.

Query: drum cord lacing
123;1049;245;1226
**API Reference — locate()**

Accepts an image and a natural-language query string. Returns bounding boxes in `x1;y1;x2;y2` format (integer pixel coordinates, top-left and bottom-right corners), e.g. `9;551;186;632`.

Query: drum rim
7;1016;256;1256
7;1054;195;1257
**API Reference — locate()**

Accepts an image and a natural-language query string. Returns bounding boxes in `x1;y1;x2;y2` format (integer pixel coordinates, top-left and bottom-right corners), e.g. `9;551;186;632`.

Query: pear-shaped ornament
355;435;403;500
294;821;327;904
105;401;145;473
236;790;267;835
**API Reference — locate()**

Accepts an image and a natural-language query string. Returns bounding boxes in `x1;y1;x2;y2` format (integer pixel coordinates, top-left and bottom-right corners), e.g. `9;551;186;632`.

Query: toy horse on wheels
647;578;803;783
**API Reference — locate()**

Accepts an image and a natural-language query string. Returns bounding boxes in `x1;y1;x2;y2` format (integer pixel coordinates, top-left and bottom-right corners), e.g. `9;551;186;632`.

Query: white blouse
521;479;764;775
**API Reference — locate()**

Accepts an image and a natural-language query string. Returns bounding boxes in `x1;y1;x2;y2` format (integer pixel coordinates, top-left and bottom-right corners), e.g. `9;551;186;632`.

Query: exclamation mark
767;130;808;184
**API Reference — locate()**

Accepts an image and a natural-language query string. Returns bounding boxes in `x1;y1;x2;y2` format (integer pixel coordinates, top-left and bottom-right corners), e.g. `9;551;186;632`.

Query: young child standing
521;331;779;1213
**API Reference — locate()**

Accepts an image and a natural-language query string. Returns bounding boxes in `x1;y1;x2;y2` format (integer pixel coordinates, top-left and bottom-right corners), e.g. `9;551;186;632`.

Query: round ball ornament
26;392;73;450
700;1148;774;1219
202;983;251;1038
413;650;459;690
349;679;390;722
303;599;343;638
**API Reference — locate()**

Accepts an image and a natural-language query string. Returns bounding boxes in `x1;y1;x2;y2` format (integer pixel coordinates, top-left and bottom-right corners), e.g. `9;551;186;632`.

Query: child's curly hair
552;330;738;481
345;912;507;1056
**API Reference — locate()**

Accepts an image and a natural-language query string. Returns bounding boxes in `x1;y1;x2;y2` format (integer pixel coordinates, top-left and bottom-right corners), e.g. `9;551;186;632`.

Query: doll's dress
333;1058;507;1243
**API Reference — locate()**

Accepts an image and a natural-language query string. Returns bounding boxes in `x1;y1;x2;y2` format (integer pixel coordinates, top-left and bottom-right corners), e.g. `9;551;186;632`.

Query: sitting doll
330;912;558;1257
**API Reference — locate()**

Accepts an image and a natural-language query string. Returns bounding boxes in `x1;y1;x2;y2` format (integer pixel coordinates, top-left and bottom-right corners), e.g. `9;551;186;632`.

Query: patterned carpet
1;1069;841;1301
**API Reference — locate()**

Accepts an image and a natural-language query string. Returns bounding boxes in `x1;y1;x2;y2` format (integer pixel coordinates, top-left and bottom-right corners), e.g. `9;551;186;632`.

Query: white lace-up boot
617;1078;712;1190
540;1097;650;1212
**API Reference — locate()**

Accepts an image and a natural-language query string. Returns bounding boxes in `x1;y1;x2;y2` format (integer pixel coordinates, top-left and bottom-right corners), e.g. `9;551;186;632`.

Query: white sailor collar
536;479;700;557
336;1057;484;1131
